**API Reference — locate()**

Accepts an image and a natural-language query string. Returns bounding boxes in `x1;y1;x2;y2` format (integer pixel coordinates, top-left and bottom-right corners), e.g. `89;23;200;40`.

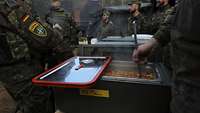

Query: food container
51;61;171;113
102;60;161;83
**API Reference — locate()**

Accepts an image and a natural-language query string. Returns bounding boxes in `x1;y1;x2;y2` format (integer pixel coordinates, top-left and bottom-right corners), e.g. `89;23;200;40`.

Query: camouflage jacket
97;21;115;40
0;0;32;63
46;7;79;46
154;2;200;113
154;1;200;80
148;4;172;34
127;13;146;35
0;1;75;64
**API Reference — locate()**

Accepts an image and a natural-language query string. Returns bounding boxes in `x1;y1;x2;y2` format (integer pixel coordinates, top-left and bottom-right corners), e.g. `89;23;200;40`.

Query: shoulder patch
29;21;48;37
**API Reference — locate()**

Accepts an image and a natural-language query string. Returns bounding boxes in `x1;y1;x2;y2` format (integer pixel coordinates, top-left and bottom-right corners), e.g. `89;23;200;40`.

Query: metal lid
32;56;111;88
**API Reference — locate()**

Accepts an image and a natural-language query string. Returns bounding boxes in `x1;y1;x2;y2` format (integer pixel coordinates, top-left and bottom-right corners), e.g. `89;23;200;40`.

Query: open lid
32;56;112;88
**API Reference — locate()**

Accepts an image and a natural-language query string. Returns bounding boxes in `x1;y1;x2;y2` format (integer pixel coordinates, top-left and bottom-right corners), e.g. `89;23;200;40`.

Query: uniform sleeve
153;7;175;46
140;15;149;34
14;6;66;52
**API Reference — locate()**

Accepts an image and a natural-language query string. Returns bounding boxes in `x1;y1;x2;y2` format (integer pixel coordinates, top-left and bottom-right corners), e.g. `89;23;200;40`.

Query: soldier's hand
132;38;158;64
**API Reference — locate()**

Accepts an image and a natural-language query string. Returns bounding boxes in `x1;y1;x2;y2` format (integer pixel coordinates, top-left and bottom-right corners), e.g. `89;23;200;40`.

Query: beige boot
55;109;65;113
0;82;17;113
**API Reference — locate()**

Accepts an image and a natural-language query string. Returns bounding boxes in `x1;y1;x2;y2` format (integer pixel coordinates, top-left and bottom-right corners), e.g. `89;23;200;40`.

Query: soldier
133;0;200;113
45;0;79;66
0;0;74;113
144;0;173;71
97;9;116;40
149;0;172;34
127;0;146;35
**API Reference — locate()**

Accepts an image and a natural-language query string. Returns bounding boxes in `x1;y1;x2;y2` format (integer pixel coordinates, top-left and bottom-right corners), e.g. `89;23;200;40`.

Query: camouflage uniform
46;7;79;45
149;4;172;34
0;0;74;113
46;6;79;66
127;13;146;35
127;0;147;34
97;10;116;40
97;21;115;39
154;0;200;113
150;5;173;70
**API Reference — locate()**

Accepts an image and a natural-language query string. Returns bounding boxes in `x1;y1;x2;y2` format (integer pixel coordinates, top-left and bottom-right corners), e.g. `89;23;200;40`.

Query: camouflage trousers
171;78;200;113
0;61;53;113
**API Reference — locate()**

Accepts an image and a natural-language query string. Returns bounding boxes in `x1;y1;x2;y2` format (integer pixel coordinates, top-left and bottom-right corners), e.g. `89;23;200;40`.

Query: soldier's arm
133;7;176;63
22;17;60;42
15;6;66;53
